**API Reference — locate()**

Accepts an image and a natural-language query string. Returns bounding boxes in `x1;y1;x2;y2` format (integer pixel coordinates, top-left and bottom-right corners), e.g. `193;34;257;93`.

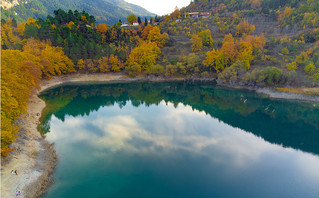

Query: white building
132;21;139;26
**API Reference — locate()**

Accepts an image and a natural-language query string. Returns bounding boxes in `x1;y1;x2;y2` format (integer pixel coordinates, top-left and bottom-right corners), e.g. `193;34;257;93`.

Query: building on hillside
175;19;182;22
199;12;211;17
132;21;139;26
121;22;129;27
188;12;199;18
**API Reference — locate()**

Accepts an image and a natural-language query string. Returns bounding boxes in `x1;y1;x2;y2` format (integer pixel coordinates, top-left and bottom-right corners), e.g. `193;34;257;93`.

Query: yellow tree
237;41;254;70
147;26;165;47
76;59;85;71
97;57;110;72
223;33;235;43
1;49;42;156
96;23;108;43
67;21;75;29
81;15;87;22
190;34;203;52
278;7;292;24
126;41;161;71
199;29;214;47
23;38;75;78
26;17;37;25
96;23;108;34
203;49;226;73
236;20;255;36
40;44;75;76
16;22;25;36
141;25;153;40
242;34;266;55
109;54;121;72
1;19;21;49
221;34;237;64
170;6;181;21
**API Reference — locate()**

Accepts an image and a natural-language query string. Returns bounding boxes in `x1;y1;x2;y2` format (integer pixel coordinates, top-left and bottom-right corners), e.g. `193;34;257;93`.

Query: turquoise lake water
40;81;319;198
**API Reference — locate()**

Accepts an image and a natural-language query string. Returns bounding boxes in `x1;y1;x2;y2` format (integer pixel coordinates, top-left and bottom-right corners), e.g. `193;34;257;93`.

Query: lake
39;81;319;198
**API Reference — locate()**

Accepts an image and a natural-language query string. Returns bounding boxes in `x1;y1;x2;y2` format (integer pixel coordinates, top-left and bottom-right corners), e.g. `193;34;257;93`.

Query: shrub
218;61;244;83
313;72;319;81
304;62;316;76
125;64;141;77
242;67;286;86
263;67;286;86
286;61;298;71
165;64;177;76
288;42;299;53
201;71;209;77
149;64;164;76
281;47;289;55
176;62;187;75
242;68;265;84
303;30;317;43
295;52;309;65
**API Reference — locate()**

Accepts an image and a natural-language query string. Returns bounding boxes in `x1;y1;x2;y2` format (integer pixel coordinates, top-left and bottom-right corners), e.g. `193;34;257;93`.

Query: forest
1;0;319;156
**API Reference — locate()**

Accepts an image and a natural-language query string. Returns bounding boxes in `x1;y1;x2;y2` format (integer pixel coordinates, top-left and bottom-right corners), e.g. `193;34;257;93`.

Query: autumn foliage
1;36;75;156
126;41;161;71
236;20;255;37
203;34;265;72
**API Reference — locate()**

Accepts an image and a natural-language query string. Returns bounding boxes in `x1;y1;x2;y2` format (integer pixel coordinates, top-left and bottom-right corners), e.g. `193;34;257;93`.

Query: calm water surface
40;82;319;198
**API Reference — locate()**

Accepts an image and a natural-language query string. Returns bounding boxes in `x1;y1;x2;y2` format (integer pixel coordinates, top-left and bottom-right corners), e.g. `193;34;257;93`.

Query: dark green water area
39;81;319;198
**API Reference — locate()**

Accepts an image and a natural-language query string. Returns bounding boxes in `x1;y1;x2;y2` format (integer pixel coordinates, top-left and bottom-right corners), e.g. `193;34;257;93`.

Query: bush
295;52;309;65
176;62;187;75
149;64;164;76
263;67;286;86
125;64;141;77
165;64;177;76
242;67;287;86
201;71;209;77
288;42;299;53
218;66;238;83
303;30;317;43
281;47;289;55
218;61;245;83
313;72;319;81
286;61;298;71
304;62;316;76
242;68;265;84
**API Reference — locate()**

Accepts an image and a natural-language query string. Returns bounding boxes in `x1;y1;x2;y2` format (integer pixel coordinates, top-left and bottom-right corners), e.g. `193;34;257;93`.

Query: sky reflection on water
44;100;319;198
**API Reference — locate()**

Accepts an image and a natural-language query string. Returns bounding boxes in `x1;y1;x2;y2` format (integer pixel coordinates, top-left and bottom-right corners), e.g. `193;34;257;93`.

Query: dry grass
276;87;319;96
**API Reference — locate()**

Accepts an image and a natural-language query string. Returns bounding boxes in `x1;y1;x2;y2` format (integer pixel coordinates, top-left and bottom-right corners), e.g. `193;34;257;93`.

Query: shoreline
2;73;318;198
217;82;319;103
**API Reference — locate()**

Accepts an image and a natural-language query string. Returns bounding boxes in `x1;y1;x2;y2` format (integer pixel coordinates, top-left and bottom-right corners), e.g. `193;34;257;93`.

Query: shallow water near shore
40;81;319;198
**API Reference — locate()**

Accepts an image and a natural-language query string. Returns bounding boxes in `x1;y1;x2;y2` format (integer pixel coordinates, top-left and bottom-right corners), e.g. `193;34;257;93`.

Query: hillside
158;0;319;88
0;0;155;24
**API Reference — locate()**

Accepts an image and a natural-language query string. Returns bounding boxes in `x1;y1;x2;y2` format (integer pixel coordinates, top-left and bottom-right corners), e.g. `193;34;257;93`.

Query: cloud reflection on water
47;101;319;173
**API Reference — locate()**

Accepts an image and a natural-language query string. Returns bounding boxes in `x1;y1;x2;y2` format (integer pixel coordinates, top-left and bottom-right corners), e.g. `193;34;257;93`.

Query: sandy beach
1;72;318;198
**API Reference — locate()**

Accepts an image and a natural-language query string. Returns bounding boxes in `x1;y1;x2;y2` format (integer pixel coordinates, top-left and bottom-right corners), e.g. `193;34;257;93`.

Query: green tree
127;14;137;25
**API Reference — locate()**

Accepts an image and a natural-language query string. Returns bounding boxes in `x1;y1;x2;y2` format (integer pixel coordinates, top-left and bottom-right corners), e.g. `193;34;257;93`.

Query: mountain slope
0;0;155;24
